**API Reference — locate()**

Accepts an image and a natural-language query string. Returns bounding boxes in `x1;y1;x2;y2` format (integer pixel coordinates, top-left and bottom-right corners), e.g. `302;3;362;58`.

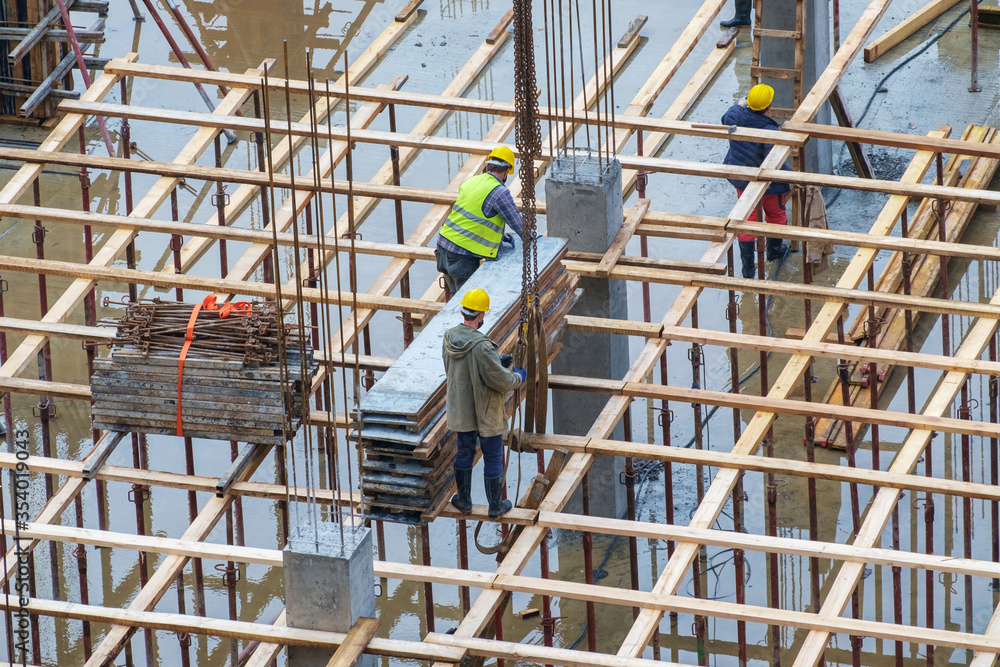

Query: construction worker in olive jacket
443;288;526;518
722;83;793;279
435;146;526;298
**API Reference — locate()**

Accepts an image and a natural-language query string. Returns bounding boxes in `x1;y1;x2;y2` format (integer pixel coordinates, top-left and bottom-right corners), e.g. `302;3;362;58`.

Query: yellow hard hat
460;288;490;313
487;145;516;174
747;84;774;111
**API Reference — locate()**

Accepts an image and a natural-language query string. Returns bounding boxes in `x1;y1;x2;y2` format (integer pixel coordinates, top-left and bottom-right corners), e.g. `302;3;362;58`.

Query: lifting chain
513;0;542;332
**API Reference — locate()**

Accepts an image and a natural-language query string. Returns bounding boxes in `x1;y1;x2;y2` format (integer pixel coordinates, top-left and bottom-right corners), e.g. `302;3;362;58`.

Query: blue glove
513;366;527;383
503;233;516;247
500;354;514;368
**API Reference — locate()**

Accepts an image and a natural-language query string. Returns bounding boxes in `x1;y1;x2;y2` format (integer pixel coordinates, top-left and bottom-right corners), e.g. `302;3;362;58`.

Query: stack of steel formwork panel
357;236;579;524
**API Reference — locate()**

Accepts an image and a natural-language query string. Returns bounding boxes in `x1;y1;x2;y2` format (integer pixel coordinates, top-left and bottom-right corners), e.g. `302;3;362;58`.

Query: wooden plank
538;511;1000;579
84;444;274;665
594;199;650;278
0;452;361;507
225;14;517;309
863;0;962;62
100;62;807;149
394;0;422;22
573;438;1000;504
178;77;407;278
0;254;444;315
540;373;1000;441
81;430;127;480
169;9;419;279
432;1;739;658
486;9;514;44
563;259;1000;319
327;618;380;667
6;0;77;64
0;315;111;341
612;116;944;660
829;86;874;178
17;599;464;661
618;15;648;48
563;316;1000;377
727;218;1000;262
782;118;1000;163
217;443;271;497
1;519;283;566
0;58;263;387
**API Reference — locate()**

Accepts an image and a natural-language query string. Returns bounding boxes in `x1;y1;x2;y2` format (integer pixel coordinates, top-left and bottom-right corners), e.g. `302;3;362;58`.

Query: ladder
750;0;807;120
749;0;807;245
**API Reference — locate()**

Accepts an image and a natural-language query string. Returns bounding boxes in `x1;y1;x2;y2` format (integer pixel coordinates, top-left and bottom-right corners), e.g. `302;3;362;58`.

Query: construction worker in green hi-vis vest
435;145;528;298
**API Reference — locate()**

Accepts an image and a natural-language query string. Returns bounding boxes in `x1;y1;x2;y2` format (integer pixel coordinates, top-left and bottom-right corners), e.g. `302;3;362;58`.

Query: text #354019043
11;425;32;658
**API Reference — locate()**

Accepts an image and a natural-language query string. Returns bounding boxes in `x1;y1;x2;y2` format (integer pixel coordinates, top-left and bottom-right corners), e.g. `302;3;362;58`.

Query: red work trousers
735;190;787;242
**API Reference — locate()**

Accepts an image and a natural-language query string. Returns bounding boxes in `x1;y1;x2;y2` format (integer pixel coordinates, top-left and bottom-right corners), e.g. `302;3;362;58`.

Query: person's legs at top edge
761;193;789;261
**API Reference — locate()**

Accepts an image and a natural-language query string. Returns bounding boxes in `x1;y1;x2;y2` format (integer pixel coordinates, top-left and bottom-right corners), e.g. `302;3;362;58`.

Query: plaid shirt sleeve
482;183;524;239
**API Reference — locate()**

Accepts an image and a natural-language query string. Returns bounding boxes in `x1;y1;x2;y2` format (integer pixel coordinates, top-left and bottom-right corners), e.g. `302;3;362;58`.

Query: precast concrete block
545;153;627;519
283;519;376;667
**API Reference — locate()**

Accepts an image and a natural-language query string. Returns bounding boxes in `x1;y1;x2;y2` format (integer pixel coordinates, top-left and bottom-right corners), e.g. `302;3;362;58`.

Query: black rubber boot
766;239;789;262
738;240;756;279
720;0;752;27
451;468;473;513
485;475;512;518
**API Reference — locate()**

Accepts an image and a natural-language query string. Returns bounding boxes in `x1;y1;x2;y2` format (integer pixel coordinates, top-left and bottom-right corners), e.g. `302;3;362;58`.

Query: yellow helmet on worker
487;146;516;174
747;84;774;111
460;288;491;314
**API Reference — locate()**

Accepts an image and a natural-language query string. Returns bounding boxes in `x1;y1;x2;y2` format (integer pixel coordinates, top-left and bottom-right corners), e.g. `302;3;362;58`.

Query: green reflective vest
441;173;506;258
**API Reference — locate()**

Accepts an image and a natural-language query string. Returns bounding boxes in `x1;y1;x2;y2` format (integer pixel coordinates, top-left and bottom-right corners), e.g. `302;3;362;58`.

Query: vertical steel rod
726;246;747;666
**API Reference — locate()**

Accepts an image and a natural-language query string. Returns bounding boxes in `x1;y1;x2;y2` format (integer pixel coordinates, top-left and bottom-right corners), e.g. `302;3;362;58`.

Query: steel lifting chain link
513;0;542;336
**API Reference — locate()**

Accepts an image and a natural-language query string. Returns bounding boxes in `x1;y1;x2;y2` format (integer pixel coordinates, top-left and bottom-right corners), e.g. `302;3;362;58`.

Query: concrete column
545;154;626;519
760;0;833;175
283;520;376;667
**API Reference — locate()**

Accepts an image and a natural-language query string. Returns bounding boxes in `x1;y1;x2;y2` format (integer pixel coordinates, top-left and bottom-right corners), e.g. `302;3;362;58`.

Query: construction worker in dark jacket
443;288;526;518
435;146;526;298
722;84;792;279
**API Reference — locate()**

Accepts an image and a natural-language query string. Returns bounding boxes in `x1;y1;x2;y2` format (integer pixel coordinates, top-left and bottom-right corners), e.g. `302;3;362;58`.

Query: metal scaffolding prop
0;0;999;665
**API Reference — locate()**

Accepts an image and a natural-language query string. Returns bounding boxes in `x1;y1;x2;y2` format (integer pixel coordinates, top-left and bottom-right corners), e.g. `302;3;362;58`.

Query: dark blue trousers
455;431;504;478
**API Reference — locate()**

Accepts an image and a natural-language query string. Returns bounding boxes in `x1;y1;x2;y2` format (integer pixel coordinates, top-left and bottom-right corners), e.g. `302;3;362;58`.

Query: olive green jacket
442;324;522;437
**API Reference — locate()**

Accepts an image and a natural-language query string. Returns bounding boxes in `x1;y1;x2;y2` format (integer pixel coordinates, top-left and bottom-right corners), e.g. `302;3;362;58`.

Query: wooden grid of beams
0;0;998;664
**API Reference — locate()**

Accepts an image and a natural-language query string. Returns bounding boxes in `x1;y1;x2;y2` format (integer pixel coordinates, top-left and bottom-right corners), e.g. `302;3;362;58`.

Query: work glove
503;233;516;247
513;366;527;383
500;354;514;368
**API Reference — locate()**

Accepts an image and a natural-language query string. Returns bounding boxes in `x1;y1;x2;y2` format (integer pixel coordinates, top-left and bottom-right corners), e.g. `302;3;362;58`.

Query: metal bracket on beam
217;442;271;498
82;430;127;481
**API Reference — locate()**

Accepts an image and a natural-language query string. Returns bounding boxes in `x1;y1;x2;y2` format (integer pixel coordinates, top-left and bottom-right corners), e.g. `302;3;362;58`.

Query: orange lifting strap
175;296;252;436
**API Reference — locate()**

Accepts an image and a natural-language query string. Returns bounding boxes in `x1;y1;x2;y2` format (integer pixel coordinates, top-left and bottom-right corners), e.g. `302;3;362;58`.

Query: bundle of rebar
101;298;293;366
90;298;317;445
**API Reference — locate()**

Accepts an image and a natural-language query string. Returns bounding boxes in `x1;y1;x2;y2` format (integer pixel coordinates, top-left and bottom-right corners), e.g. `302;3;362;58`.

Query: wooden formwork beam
226;11;516;301
614;0;917;655
170;12;418;275
562;259;1000;319
0;57;266;383
0;452;361;506
0;254;444;315
540;373;1000;441
567;316;1000;376
435;0;737;657
9;136;1000;213
99;59;805;148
